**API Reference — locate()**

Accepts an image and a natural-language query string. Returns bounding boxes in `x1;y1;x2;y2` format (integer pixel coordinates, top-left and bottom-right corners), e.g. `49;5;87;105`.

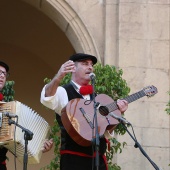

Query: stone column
104;0;119;66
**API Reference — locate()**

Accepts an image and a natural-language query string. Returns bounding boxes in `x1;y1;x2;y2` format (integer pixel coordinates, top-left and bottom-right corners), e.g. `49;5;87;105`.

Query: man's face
0;66;7;90
73;59;94;85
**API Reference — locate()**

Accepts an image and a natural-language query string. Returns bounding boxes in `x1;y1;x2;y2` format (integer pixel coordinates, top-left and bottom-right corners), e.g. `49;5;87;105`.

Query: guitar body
61;94;121;146
61;85;157;146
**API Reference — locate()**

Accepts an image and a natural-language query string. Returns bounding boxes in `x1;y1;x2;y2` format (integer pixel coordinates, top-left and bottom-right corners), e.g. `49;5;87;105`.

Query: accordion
0;101;50;164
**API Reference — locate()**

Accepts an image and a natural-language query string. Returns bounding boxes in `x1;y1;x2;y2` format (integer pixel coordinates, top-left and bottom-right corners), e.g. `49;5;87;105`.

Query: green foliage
94;64;130;100
1;81;15;102
108;163;121;170
165;91;170;115
40;120;61;170
106;138;127;170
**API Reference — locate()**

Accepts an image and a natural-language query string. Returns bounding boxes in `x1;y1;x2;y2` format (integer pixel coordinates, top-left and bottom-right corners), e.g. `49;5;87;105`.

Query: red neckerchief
79;85;93;95
70;81;93;95
0;93;4;101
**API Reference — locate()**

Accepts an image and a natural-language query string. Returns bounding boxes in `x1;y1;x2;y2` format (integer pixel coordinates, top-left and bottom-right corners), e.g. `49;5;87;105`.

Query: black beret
69;53;97;65
0;61;9;72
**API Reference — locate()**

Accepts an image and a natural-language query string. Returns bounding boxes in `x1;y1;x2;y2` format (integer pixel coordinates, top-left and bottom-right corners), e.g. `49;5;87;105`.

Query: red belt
60;150;108;170
0;161;6;165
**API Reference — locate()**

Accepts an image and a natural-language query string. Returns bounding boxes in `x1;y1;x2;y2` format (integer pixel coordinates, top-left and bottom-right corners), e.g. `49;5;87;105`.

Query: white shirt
40;81;90;115
40;82;114;138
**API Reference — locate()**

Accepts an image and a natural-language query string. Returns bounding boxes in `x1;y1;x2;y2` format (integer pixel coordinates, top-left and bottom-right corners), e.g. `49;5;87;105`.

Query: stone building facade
0;0;169;169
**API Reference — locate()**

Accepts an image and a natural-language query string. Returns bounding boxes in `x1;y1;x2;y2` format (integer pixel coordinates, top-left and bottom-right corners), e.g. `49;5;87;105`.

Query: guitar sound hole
99;106;109;116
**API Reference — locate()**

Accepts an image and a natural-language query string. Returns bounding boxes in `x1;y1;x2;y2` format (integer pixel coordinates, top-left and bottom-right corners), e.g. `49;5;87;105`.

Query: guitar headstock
143;85;158;97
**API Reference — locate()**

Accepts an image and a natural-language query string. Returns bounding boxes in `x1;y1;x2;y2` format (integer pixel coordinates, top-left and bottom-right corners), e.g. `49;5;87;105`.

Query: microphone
89;73;95;80
3;112;18;118
109;112;131;125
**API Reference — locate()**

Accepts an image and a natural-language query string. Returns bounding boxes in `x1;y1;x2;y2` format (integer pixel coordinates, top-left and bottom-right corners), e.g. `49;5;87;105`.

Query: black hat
69;53;97;65
0;61;9;72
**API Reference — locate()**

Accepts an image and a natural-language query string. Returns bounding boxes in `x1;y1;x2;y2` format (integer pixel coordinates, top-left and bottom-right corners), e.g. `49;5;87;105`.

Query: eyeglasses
0;70;10;78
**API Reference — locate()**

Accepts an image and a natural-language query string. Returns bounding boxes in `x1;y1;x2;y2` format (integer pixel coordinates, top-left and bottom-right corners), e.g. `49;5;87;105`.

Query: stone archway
22;0;102;62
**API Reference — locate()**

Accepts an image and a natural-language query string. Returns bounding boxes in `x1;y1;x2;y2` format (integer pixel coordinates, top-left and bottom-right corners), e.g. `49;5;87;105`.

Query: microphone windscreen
79;85;93;95
89;73;95;79
0;93;4;101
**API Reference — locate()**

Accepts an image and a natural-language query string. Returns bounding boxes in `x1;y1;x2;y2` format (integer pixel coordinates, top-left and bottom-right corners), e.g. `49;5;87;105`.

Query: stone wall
3;0;170;169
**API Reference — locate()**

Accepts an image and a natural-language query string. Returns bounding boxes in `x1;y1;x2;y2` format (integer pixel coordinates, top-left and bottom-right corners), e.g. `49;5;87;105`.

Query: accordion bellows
0;101;50;164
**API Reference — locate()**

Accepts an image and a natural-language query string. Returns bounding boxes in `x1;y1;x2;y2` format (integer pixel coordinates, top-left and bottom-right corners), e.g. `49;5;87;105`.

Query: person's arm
40;60;76;113
42;138;53;153
45;60;75;97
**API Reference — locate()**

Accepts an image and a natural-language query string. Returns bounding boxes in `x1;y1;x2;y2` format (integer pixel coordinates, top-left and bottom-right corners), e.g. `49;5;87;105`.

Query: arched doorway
0;0;99;169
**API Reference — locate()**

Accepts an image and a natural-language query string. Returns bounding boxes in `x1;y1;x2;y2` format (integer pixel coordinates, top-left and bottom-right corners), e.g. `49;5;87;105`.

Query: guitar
61;85;157;146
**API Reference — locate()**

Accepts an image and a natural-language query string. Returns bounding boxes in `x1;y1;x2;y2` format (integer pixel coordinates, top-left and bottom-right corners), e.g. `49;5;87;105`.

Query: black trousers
60;154;107;170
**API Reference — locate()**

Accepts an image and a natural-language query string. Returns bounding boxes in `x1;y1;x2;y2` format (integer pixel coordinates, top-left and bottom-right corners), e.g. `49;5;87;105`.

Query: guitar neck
124;90;146;103
107;89;146;112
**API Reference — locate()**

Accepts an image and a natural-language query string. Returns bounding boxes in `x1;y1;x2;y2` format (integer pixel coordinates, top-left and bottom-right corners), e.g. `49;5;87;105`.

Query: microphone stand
120;122;161;170
8;118;34;170
91;76;100;170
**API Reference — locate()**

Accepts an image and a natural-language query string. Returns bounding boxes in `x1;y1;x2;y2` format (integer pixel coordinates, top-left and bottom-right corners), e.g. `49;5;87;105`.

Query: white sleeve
40;85;68;115
104;130;114;139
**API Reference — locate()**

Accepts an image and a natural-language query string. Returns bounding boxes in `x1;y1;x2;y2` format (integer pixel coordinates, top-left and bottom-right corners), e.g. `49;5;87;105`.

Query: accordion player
0;100;50;164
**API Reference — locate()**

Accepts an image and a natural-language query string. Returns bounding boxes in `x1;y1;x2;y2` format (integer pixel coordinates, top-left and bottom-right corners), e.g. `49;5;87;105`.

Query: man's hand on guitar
117;99;128;114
